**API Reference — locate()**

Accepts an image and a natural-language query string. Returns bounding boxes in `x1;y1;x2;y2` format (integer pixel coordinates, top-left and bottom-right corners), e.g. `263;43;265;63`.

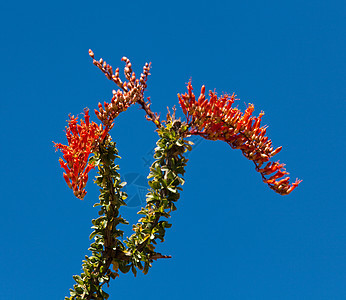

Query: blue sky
1;0;345;299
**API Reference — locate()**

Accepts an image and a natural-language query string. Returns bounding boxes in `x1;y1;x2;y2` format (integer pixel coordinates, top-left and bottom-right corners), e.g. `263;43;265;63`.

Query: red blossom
54;109;105;199
178;82;302;195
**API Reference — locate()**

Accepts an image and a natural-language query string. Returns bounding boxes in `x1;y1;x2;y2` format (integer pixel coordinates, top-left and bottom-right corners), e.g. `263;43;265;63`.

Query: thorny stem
136;96;161;128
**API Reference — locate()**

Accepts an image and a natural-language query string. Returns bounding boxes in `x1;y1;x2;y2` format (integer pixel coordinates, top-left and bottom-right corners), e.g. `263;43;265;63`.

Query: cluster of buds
94;88;140;131
54;109;105;199
89;49;151;95
178;82;302;195
89;50;159;128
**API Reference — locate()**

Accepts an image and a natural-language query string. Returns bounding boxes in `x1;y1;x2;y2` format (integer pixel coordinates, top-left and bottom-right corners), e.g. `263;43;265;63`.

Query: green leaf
119;263;131;274
131;264;137;277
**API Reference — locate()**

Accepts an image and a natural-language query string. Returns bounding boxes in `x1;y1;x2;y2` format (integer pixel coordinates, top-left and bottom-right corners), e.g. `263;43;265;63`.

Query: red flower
178;82;302;195
54;109;105;199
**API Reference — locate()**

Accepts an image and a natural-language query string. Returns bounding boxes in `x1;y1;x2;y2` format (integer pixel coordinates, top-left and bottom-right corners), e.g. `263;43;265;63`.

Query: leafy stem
66;121;191;299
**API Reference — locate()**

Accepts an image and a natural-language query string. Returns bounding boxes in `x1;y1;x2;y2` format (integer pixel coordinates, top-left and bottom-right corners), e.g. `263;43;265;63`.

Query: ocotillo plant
54;50;302;299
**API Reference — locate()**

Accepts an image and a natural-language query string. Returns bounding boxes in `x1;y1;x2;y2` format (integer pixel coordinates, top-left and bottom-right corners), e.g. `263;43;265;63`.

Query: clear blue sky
1;0;345;299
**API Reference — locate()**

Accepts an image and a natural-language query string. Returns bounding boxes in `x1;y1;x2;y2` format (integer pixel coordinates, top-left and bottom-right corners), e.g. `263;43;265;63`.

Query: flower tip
63;173;72;188
284;178;302;194
271;146;282;157
88;49;94;58
293;178;303;187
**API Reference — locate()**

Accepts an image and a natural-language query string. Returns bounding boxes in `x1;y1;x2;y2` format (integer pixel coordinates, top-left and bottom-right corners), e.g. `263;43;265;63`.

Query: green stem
66;140;128;300
66;121;192;299
125;120;192;275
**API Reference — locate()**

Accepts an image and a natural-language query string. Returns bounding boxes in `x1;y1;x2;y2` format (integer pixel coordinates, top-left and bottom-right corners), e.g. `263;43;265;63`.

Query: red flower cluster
89;50;156;129
178;82;302;195
54;109;104;199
